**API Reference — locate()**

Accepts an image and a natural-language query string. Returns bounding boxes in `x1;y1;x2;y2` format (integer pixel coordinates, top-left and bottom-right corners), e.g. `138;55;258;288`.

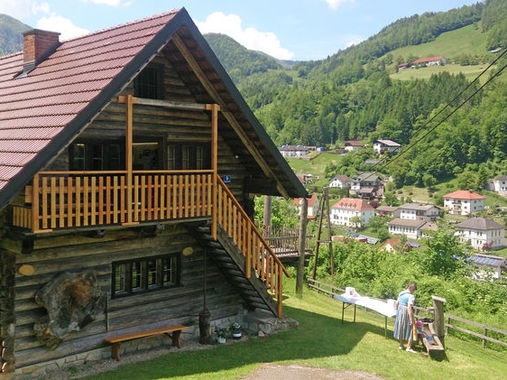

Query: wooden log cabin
0;8;306;374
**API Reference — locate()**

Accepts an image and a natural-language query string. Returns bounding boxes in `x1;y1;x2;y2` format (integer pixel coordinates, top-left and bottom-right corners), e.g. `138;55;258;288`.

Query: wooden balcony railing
12;170;289;316
13;170;213;232
215;176;289;317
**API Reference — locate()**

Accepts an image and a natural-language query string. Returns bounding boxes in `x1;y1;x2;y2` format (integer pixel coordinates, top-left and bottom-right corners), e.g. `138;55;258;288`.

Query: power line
363;50;507;180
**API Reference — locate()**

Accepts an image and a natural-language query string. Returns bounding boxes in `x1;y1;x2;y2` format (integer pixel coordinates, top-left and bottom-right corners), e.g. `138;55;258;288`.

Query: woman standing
394;282;417;353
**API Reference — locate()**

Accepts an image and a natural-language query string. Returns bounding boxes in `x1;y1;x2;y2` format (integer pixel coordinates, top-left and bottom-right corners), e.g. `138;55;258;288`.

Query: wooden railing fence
14;170;213;232
307;279;507;349
215;175;288;317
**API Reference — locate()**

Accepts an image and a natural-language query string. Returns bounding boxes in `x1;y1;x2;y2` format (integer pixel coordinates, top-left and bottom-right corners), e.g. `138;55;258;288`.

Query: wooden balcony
12;170;214;233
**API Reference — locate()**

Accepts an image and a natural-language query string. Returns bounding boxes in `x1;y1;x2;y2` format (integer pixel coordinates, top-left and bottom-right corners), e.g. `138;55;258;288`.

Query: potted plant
230;322;242;339
215;327;227;344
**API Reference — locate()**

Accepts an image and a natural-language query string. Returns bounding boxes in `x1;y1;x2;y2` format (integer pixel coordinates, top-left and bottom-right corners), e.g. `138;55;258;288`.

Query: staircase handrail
216;175;290;278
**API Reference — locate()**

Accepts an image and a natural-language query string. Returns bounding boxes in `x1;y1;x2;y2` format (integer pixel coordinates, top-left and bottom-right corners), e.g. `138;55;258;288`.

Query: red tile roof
332;197;374;211
345;140;363;147
0;10;179;192
443;190;485;200
293;193;318;207
411;56;444;64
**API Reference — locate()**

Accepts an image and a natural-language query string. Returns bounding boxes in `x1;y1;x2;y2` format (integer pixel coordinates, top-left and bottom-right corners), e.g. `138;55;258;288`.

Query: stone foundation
13;310;297;378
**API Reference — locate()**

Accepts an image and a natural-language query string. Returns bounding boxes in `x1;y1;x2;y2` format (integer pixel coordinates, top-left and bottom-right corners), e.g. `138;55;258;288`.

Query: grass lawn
491;246;507;258
391;63;493;83
85;283;507;380
386;24;487;65
285;152;340;178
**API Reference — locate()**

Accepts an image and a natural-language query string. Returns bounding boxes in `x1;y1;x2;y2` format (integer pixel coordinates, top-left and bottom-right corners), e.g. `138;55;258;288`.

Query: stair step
199;234;214;241
196;227;211;233
213;255;232;262
207;242;222;248
250;302;271;309
222;269;243;276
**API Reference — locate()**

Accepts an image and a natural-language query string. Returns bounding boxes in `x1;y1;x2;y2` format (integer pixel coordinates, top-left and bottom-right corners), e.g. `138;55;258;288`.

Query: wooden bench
104;325;188;361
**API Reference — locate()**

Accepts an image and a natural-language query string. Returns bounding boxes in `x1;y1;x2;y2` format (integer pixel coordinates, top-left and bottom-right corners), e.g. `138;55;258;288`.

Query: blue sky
0;0;480;60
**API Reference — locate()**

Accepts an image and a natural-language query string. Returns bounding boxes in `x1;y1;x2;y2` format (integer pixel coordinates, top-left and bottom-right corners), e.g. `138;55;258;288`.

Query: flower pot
217;336;226;344
232;331;242;339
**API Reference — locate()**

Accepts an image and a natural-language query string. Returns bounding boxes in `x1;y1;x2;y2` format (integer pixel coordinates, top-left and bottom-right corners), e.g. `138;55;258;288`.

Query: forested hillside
207;0;506;187
1;1;505;189
0;14;30;56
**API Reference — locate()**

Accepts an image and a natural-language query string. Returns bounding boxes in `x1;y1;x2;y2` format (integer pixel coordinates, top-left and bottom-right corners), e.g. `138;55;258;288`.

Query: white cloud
81;0;122;6
32;1;50;15
196;12;294;60
0;0;50;19
324;0;355;10
36;15;89;41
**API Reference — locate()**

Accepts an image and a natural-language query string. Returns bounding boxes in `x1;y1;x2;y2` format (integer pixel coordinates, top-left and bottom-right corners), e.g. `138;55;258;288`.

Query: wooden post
263;195;272;236
122;94;138;226
0;251;16;374
325;188;334;281
312;194;325;280
32;173;39;232
483;328;487;348
296;197;308;296
432;296;447;348
207;104;220;240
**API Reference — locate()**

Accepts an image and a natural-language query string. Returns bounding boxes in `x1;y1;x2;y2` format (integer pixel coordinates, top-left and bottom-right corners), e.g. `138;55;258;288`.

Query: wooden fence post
296;197;308;296
432;296;447;348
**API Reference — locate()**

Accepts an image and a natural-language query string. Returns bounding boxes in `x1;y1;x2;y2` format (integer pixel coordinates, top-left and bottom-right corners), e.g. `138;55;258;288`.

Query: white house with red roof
293;193;319;218
344;140;363;152
331;197;374;227
443;190;485;215
411;56;446;66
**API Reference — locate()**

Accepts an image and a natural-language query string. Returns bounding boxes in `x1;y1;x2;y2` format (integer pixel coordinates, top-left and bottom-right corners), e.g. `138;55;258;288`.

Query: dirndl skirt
393;305;412;342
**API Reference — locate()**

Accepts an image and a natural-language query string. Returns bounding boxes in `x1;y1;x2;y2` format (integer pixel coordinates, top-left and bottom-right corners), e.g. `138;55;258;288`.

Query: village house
456;217;505;251
489;175;507;196
398;203;439;221
328;175;351;189
387;218;427;240
279;145;316;158
350;172;382;199
466;254;506;280
381;238;419;252
331;198;374;227
411;56;446;67
0;9;306;376
443;190;485;215
375;205;399;218
293;193;319;218
373;139;401;155
344;140;363;152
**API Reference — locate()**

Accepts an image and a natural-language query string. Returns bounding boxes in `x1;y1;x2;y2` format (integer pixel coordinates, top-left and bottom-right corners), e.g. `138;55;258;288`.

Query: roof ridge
61;9;181;44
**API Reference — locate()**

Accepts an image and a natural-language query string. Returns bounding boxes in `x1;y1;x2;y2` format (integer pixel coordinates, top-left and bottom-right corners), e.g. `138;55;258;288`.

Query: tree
420;227;467;277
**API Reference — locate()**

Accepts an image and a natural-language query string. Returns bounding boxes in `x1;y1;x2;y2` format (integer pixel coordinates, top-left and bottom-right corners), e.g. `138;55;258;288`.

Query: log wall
2;224;245;368
44;52;248;201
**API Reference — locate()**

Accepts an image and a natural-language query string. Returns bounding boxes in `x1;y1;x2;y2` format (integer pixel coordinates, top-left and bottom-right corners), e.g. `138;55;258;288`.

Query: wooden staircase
190;223;279;316
189;175;289;317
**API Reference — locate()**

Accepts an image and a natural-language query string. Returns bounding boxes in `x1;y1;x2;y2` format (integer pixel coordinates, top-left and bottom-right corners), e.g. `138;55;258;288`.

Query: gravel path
241;363;384;380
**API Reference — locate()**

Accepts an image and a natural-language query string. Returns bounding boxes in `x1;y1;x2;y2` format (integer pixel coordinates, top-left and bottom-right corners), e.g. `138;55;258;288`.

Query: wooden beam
207;103;219;240
170;34;289;198
124;94;138;226
118;95;206;111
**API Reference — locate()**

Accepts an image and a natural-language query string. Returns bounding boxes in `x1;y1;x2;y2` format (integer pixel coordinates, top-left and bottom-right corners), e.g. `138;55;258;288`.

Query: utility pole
263;195;272;236
312;187;334;281
296;197;308;296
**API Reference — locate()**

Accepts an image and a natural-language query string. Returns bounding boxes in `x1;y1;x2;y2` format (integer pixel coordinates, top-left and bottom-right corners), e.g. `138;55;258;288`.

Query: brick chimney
22;29;60;74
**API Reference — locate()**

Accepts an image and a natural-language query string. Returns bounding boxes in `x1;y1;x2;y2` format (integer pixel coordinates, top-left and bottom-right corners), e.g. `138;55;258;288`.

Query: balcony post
206;104;220;239
123;94;137;225
32;173;39;232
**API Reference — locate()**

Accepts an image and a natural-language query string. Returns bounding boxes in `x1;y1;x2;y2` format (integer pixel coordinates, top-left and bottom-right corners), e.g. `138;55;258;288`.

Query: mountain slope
204;33;282;83
0;14;30;56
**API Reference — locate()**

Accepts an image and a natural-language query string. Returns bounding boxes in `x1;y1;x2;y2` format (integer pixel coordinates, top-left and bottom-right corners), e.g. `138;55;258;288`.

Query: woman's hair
407;282;417;291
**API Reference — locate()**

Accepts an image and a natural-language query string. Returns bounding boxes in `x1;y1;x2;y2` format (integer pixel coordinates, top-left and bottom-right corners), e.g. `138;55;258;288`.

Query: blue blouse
398;290;415;307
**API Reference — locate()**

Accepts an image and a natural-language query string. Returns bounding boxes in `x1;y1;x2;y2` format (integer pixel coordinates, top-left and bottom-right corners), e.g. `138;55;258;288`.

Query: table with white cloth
333;287;397;337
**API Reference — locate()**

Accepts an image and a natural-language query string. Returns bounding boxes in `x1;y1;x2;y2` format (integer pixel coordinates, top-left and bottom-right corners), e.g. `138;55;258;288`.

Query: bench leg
111;343;121;361
171;330;182;348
